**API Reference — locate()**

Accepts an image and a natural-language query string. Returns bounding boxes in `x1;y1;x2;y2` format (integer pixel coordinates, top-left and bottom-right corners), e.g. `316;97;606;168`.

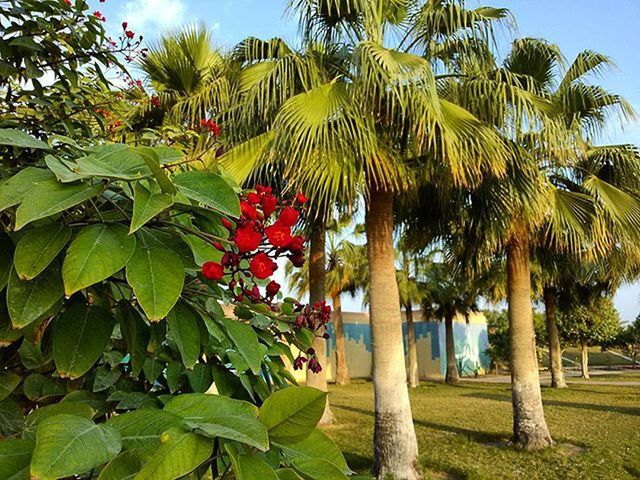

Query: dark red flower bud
122;21;128;29
240;201;258;220
213;242;226;252
249;252;277;279
278;206;299;227
266;280;280;297
288;252;305;268
287;235;305;253
202;261;224;280
306;347;315;355
308;356;322;373
221;217;234;230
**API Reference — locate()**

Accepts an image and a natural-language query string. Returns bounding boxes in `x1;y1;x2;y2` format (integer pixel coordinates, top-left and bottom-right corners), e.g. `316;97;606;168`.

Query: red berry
234;224;262;252
278;206;299;227
265;221;292;248
249;252;277;279
202;261;224;280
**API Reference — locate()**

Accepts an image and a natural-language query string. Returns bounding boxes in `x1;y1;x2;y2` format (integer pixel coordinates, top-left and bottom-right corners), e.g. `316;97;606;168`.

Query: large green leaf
167;302;201;369
258;387;327;444
223;318;263;375
292;459;349;480
98;452;144;480
22;402;95;441
30;414;121;480
45;155;87;183
133;428;212;480
185;364;213;393
279;429;350;474
0;399;24;436
0;439;33;480
0;372;21;401
164;393;257;422
231;454;279;480
62;224;136;295
14;224;71;280
118;303;149;379
129;182;173;234
53;304;116;379
187;415;269;451
126;245;184;321
173;171;240;217
135;147;178;195
0;167;54;212
15;181;104;230
276;469;304;480
0;129;49;149
106;409;184;456
7;264;63;328
74;144;150;180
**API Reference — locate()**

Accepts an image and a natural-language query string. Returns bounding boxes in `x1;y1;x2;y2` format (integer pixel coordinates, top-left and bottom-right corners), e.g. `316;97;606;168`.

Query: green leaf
45;155;87;183
167;302;201;369
185;364;213;393
259;387;327;444
0;168;54;212
0;233;13;291
0;399;24;436
23;374;66;402
276;468;304;480
62;224;136;296
232;454;279;480
182;234;222;267
30;414;122;480
223;318;263;375
130;183;173;234
14;224;71;280
7;264;63;328
135;147;178;195
15;181;104;230
0;439;33;480
93;365;122;392
292;459;349;480
164;393;258;421
133;428;212;480
22;402;94;441
53;304;116;379
106;409;184;456
74;144;150;180
98;452;144;480
279;429;350;474
143;357;164;383
0;372;20;401
126;245;184;321
0;129;49;149
0;312;22;347
118;303;149;379
187;415;269;451
173;171;240;217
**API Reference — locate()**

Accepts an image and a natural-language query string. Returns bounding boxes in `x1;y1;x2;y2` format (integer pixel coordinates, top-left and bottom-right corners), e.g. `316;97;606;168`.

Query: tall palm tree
215;2;516;476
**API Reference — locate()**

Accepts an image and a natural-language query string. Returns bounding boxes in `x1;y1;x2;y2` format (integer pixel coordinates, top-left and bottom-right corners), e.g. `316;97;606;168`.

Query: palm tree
287;223;368;386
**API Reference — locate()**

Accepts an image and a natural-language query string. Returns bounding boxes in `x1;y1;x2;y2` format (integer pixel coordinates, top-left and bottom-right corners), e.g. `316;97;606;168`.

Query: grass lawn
322;380;640;479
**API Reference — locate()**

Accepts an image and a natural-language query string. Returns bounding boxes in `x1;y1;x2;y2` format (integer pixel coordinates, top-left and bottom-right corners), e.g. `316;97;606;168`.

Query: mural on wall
317;311;490;382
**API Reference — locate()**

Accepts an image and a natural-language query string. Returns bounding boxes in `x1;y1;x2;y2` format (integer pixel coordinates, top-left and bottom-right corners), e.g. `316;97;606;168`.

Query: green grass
539;347;633;368
323;379;640;479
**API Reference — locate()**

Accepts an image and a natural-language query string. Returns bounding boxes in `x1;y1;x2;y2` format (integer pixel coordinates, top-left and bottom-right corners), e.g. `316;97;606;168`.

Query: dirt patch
558;442;587;457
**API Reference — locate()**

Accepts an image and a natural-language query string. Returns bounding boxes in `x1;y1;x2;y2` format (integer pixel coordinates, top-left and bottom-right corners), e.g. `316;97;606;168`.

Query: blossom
234;224;262;252
240;201;259;220
125;30;135;39
202;262;224;280
247;192;260;204
249;252;277;279
150;95;161;107
261;194;278;217
296;192;308;204
122;21;128;30
288;252;305;268
266;280;280;297
278;206;299;227
265;221;292;248
93;11;106;21
287;235;305;253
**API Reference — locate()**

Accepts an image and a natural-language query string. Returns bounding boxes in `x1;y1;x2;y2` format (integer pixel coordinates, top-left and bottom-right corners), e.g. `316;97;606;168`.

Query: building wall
292;311;490;382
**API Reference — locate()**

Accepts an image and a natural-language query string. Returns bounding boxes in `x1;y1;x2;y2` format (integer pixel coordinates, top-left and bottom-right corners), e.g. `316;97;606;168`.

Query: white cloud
121;0;187;32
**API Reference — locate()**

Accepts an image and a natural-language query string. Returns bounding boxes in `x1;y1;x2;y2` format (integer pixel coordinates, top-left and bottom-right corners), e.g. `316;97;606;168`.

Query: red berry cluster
199;118;221;136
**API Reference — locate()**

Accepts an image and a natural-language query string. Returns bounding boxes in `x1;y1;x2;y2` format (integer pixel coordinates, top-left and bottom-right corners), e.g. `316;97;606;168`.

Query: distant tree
605;317;640;368
558;297;621;378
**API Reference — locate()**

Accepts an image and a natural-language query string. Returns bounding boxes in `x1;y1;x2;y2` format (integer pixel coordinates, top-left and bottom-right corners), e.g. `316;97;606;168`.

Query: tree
607;317;640;368
558;297;621;378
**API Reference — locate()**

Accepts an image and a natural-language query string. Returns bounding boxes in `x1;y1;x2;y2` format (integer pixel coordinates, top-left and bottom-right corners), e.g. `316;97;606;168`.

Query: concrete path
462;369;640;387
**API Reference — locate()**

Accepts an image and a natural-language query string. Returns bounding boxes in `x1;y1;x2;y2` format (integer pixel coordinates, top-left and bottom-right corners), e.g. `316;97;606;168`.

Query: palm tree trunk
444;312;460;384
506;231;553;450
543;288;567;388
405;303;419;388
366;187;421;480
307;224;334;425
580;339;590;379
332;291;350;385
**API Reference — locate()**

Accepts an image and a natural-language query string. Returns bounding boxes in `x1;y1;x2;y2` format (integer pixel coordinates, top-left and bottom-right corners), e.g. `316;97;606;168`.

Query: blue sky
97;0;640;320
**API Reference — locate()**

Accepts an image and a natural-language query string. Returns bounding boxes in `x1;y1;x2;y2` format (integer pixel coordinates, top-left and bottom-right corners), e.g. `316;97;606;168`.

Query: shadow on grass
463;392;640;417
334;404;508;444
